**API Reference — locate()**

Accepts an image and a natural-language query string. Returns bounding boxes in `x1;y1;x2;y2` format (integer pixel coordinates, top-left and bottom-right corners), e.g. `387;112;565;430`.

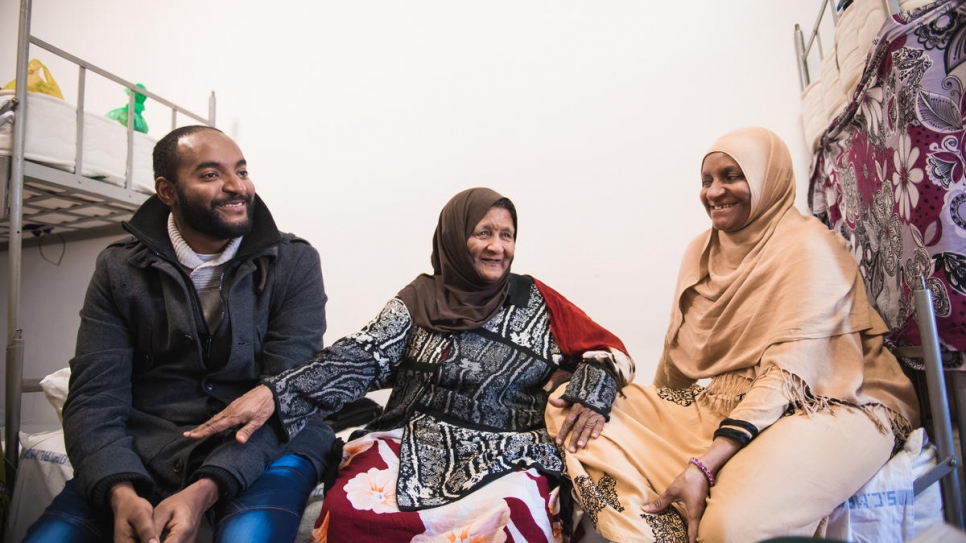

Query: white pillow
39;367;70;423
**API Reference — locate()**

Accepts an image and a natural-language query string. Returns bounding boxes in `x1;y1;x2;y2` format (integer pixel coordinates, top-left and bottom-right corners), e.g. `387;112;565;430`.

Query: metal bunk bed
793;0;965;529
3;0;216;470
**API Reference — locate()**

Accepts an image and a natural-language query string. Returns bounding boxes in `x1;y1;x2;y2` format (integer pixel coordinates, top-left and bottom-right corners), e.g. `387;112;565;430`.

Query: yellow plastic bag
2;59;64;99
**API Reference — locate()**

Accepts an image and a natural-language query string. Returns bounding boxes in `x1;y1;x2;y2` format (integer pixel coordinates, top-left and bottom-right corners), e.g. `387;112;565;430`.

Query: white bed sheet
0;90;157;193
0;90;75;170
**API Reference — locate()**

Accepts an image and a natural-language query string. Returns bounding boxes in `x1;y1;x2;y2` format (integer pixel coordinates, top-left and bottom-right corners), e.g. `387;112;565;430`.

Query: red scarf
531;277;628;358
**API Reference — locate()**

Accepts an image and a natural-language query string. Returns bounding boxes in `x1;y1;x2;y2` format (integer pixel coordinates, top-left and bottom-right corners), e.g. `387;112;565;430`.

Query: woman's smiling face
466;206;515;283
700;152;752;232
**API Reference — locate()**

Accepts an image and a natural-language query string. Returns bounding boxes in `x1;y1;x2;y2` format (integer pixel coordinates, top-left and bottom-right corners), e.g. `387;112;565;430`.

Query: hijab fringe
778;368;911;439
700;367;911;443
697;373;752;417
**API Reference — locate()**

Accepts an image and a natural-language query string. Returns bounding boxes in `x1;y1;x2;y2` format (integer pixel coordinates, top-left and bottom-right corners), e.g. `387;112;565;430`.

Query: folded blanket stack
800;0;890;151
819;45;847;121
801;79;829;152
899;0;937;12
835;0;887;101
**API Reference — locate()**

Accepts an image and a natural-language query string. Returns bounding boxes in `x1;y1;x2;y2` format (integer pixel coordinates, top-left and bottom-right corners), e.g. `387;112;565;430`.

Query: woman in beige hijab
546;126;919;543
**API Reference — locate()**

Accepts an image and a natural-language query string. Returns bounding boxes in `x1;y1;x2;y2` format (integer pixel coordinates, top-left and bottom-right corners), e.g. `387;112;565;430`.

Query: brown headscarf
398;187;516;333
657;127;916;420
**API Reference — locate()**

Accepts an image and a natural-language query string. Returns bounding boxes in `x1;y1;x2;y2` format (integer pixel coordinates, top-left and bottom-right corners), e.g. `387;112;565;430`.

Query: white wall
0;0;825;429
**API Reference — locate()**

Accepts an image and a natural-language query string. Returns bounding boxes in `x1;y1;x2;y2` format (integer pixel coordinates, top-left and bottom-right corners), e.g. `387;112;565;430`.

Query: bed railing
793;0;901;91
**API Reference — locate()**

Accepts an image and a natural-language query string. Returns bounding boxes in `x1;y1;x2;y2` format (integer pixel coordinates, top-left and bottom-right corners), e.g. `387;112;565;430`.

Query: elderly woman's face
701;152;752;232
466;206;515;283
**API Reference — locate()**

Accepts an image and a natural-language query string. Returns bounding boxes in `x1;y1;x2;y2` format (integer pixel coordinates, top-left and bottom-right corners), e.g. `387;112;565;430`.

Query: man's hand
110;482;160;543
548;396;606;453
152;478;220;543
184;384;275;443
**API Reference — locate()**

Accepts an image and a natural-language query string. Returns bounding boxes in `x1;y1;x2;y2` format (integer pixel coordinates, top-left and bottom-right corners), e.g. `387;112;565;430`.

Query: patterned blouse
265;274;622;509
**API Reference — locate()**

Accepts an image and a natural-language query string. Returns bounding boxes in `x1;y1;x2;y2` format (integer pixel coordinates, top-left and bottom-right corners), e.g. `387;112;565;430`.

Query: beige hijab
657;127;915;416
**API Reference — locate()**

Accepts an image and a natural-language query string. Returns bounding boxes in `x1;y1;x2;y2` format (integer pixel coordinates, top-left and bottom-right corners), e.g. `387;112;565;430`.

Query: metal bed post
75;66;87;180
124;83;136;191
795;0;834;92
209;91;217;127
794;24;810;91
4;0;31;468
5;0;31;469
911;277;965;529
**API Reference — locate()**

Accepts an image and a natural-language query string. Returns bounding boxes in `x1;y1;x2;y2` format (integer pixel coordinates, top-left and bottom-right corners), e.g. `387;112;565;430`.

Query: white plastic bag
825;428;944;542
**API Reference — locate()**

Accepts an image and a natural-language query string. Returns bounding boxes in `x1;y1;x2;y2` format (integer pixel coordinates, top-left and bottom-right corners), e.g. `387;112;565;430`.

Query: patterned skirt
308;429;564;543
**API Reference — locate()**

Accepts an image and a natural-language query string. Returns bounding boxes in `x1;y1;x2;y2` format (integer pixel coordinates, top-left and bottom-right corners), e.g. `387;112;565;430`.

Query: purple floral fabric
809;0;966;370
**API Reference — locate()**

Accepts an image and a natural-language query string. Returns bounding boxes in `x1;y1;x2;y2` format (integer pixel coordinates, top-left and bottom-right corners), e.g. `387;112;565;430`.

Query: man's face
164;131;255;250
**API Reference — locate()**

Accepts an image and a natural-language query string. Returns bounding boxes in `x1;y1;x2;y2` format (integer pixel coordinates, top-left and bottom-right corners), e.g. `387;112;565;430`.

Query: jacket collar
122;194;282;262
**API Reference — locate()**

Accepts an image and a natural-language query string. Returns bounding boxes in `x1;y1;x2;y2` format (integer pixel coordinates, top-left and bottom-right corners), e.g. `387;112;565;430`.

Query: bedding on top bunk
0;90;156;194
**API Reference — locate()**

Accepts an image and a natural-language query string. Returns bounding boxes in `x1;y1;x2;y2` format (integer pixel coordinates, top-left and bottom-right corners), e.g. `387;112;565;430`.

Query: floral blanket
308;429;563;543
808;0;966;370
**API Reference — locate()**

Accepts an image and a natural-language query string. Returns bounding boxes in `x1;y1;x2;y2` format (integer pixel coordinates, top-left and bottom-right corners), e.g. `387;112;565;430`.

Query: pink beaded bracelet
689;457;716;487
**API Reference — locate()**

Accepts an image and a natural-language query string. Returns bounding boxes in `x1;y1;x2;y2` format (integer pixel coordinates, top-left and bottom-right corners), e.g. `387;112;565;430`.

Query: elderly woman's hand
548;396;606;453
184;384;275;443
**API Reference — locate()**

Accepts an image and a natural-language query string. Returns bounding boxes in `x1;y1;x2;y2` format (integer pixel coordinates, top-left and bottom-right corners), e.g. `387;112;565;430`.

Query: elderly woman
188;187;634;542
546;127;920;543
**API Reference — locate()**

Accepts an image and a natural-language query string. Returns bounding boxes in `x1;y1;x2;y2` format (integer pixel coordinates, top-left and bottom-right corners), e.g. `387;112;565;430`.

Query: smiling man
24;126;334;543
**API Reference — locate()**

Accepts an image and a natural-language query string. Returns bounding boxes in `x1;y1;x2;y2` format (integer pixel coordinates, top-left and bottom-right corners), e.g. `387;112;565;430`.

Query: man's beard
175;184;254;240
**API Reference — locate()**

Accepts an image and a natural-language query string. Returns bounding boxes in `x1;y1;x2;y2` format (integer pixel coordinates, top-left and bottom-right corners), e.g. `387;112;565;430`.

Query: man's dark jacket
62;194;333;508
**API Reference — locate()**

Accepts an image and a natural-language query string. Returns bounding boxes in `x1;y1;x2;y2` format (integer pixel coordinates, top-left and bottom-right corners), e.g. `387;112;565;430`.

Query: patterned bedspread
808;0;966;371
308;429;562;543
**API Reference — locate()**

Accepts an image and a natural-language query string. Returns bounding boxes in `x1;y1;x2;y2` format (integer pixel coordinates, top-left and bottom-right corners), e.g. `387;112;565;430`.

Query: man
24;125;333;543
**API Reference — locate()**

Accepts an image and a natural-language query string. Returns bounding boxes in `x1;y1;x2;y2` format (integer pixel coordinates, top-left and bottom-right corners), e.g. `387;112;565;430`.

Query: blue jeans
22;454;317;543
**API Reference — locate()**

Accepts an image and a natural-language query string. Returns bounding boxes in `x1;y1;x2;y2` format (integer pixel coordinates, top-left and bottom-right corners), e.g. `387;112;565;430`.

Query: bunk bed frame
793;0;902;92
793;0;965;529
3;0;216;470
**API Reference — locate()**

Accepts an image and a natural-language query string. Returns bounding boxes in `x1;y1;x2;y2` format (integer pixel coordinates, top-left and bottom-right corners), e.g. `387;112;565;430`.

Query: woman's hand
184;384;275;443
640;463;710;543
548;396;606;453
642;437;741;543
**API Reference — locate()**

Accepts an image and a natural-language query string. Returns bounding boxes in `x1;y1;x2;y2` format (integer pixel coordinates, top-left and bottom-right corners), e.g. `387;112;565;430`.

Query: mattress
0;90;157;194
0;90;75;170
